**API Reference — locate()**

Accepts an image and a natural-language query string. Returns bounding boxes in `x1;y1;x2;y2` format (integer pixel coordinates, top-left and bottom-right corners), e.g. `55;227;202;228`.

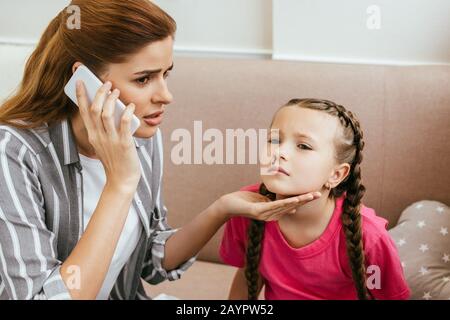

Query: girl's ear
328;163;351;188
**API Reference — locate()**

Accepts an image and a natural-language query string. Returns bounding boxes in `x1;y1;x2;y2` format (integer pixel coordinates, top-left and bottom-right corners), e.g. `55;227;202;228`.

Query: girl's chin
261;180;303;197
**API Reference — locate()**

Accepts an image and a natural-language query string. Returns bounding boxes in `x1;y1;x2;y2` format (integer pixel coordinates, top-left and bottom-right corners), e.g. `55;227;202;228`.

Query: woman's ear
328;163;351;188
71;61;83;74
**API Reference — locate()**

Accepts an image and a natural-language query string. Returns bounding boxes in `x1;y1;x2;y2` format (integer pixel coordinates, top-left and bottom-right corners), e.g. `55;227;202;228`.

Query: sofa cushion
388;200;450;300
143;260;237;300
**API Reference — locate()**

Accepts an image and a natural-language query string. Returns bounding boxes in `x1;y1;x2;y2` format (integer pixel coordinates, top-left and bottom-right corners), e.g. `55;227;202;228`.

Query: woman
0;0;320;300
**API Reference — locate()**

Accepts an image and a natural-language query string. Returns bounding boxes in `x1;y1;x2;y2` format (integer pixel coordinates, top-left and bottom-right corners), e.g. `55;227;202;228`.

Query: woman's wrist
209;196;232;223
104;180;138;196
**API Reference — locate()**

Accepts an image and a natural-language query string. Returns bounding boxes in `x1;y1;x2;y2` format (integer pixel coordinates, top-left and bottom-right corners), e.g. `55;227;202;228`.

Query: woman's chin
133;124;159;139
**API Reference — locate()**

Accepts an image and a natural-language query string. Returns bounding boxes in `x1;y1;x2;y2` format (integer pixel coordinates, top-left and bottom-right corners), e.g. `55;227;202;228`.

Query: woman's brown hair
245;98;373;300
0;0;176;129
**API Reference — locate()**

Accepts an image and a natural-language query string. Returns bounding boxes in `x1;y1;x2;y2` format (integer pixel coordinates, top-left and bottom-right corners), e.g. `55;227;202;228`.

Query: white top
79;153;142;300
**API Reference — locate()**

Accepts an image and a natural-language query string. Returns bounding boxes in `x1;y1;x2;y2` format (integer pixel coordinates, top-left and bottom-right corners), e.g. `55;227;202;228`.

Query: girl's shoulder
240;183;260;193
360;203;389;230
358;202;394;250
335;194;389;237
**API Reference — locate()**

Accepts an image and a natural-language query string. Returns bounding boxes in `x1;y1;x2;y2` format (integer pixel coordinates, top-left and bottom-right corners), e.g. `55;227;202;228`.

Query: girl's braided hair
245;98;373;300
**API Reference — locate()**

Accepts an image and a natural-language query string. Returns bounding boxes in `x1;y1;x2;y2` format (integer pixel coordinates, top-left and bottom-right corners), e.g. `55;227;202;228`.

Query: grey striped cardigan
0;119;195;300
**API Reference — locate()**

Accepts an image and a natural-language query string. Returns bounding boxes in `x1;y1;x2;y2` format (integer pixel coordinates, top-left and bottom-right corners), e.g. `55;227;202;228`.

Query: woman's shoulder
0;122;48;156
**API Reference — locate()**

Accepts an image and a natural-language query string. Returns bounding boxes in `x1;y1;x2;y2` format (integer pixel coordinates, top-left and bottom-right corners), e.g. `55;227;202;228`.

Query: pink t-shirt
219;183;410;300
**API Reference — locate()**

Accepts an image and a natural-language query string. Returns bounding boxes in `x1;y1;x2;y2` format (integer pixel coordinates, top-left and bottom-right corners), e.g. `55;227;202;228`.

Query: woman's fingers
72;79;141;189
256;194;309;212
298;192;322;202
75;80;94;132
252;199;297;217
268;201;305;215
119;103;135;139
252;192;322;221
90;81;112;129
264;204;301;221
254;203;298;221
101;88;120;137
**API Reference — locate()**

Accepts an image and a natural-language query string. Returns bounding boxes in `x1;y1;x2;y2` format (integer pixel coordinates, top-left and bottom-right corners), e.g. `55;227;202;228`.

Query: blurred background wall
0;0;449;64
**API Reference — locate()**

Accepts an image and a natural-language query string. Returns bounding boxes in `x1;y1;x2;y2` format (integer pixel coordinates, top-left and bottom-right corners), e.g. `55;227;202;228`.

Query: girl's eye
298;144;311;150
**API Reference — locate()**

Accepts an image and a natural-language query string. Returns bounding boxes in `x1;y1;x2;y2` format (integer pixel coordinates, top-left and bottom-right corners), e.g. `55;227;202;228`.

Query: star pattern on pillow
389;200;450;300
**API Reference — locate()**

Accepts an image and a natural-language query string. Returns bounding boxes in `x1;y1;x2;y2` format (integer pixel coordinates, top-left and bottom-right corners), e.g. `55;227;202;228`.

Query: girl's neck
70;112;99;159
276;191;336;228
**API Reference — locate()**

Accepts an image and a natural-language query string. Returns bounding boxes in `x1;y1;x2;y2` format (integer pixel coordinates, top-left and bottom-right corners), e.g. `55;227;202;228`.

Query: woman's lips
143;111;164;126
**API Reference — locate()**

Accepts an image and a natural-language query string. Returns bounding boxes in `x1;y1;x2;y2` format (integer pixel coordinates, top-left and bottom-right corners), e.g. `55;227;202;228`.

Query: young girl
220;99;410;300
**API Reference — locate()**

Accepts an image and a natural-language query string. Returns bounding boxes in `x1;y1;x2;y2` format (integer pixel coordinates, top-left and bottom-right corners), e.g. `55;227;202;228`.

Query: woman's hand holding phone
75;80;141;193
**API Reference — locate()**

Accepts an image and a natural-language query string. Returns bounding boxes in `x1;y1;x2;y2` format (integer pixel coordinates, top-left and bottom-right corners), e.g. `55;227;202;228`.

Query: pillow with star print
388;200;449;300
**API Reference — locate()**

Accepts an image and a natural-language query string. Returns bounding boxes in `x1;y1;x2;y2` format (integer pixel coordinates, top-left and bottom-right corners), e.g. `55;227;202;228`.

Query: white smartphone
64;65;141;135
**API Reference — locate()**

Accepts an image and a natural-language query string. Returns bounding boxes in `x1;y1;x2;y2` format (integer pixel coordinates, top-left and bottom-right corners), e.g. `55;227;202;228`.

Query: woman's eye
298;144;311;150
135;72;170;86
135;76;150;86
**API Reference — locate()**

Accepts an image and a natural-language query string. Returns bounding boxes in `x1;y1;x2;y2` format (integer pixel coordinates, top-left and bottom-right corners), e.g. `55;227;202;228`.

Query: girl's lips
268;166;290;176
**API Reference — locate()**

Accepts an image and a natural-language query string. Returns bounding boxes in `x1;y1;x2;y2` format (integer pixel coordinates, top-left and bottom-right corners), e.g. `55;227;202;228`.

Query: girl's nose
279;143;289;160
272;145;287;163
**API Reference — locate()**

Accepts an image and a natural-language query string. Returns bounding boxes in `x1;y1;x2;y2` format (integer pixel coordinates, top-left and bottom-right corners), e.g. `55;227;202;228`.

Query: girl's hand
75;80;141;192
215;190;322;221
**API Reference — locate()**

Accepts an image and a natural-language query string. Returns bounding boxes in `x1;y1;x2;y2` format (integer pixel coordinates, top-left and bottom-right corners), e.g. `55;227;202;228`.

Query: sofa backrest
1;44;449;264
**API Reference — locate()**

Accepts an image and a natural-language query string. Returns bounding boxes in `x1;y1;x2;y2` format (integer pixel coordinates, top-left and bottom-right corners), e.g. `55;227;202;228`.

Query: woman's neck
70;112;99;159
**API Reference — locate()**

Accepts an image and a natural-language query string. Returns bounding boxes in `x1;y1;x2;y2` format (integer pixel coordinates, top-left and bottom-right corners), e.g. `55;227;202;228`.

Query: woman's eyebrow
133;63;174;76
